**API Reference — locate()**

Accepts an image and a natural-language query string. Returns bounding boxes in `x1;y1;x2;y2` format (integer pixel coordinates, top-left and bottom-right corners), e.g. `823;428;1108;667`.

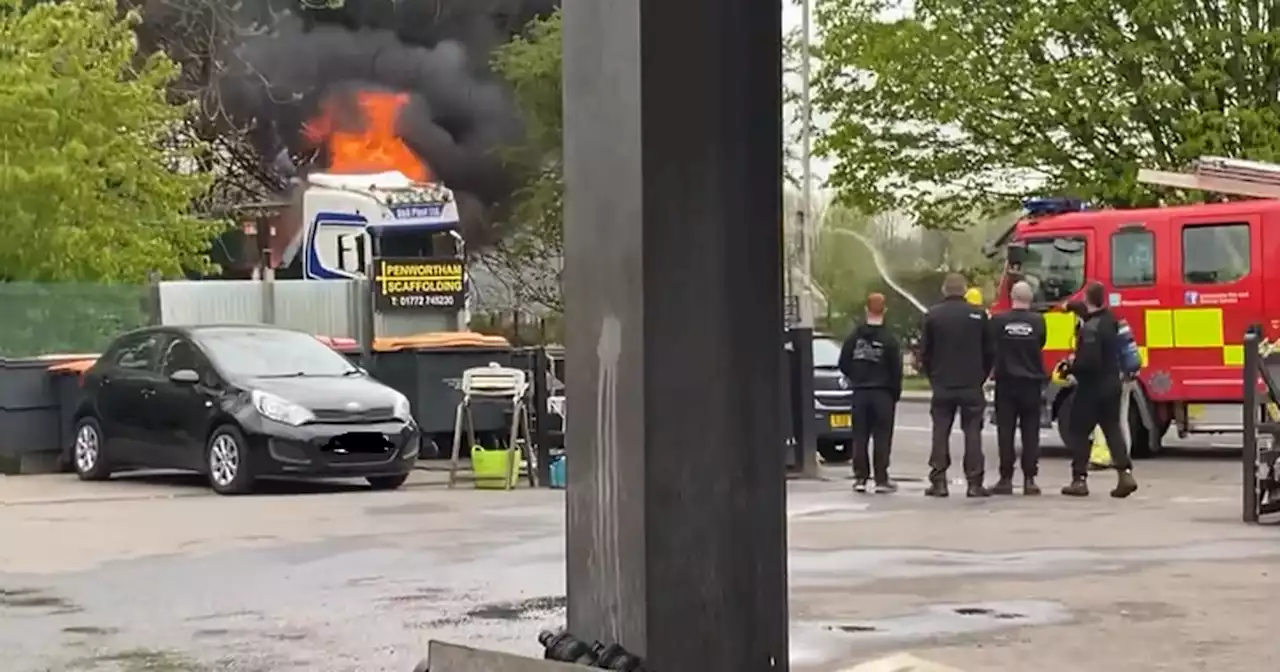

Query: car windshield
813;338;842;368
1017;236;1085;304
194;329;357;378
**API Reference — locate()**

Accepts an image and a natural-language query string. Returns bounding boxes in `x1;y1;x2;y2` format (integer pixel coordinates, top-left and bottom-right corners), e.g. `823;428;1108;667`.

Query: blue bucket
549;456;566;489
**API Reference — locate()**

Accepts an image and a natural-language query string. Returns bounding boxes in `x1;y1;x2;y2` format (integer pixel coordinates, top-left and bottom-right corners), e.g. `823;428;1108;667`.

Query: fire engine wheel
1055;390;1167;458
1055;392;1076;450
1129;400;1170;459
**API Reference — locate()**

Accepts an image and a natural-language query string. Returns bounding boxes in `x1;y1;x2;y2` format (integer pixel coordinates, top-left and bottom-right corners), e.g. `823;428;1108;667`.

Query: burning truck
232;90;469;311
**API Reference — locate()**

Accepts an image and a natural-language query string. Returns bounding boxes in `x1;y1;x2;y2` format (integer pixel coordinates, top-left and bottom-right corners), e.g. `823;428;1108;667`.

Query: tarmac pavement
1;406;1276;672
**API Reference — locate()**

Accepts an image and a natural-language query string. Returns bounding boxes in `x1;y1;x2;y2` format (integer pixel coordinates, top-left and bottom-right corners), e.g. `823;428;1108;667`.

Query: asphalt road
0;404;1273;672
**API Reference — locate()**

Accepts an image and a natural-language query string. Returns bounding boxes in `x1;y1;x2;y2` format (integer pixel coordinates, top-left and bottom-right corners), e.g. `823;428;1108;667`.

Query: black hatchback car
811;335;855;463
785;334;855;463
69;325;420;495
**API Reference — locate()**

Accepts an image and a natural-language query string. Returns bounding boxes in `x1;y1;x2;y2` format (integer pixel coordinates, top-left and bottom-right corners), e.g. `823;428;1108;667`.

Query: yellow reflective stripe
1172;307;1224;347
1138;346;1148;367
1224;344;1244;366
1044;312;1075;350
1145;309;1174;348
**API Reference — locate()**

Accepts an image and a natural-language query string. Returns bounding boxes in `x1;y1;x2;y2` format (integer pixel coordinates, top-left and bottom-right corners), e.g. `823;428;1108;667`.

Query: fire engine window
1020;236;1085;303
1182;223;1250;285
1111;230;1155;287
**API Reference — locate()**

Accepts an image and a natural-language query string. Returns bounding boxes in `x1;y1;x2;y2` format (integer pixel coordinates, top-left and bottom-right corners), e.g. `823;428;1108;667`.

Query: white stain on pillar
595;314;622;641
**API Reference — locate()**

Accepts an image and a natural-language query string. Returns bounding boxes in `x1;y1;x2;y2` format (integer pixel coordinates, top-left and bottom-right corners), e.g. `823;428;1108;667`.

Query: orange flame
303;90;431;182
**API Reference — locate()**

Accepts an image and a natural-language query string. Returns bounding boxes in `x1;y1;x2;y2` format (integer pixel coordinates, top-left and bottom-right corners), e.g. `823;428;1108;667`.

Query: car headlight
251;390;314;426
393;394;413;422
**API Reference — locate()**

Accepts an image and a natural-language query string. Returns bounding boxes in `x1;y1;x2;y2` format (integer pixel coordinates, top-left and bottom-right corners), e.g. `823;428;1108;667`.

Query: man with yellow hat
964;287;983;307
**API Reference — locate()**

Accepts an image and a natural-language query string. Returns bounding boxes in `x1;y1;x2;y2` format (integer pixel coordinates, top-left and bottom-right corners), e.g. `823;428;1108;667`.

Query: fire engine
987;157;1280;457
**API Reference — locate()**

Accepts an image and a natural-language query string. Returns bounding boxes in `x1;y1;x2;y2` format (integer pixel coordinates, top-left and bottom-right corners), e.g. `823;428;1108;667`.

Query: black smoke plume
137;0;559;245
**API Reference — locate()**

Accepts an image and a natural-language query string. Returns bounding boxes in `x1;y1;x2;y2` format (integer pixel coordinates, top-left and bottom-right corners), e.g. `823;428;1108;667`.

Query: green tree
486;9;564;313
812;0;1280;222
0;0;217;282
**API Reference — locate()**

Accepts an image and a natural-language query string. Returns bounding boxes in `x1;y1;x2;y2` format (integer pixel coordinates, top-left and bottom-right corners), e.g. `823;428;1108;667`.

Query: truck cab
989;197;1280;456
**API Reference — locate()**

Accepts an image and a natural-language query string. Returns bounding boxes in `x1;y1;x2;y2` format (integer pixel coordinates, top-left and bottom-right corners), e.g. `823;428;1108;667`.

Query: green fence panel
0;283;152;357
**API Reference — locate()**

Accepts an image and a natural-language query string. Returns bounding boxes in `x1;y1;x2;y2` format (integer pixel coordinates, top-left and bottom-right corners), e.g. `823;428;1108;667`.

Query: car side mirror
170;369;200;385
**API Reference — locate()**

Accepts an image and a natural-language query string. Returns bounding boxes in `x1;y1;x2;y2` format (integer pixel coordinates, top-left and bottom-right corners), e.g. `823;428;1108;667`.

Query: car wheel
206;425;254;495
367;474;410;491
72;416;112;481
817;440;852;464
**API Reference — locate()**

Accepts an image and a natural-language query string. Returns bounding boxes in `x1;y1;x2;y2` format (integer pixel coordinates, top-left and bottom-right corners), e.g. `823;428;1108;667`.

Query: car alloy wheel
74;424;99;473
209;434;241;487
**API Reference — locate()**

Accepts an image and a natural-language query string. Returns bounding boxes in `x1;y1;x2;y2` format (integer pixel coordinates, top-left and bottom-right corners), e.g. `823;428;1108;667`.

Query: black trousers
851;389;895;482
994;378;1043;479
1067;382;1133;477
929;386;985;483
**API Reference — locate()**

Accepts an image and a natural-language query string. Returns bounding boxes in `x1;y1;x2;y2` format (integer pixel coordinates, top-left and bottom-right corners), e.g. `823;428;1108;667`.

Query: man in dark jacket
919;273;994;497
838;293;902;493
988;280;1047;496
1062;281;1139;498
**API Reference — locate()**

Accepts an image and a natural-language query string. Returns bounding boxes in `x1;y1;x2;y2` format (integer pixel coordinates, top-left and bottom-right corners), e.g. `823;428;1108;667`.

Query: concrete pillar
561;0;788;671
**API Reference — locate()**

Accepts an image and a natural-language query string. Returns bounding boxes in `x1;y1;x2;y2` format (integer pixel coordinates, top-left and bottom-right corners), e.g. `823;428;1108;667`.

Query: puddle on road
466;595;566;621
790;600;1069;664
787;502;878;521
790;539;1280;585
819;600;1068;640
0;587;81;613
69;647;208;672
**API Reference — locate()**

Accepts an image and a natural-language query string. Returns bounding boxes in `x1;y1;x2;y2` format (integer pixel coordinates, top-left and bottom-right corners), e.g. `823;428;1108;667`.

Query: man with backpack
1061;281;1139;498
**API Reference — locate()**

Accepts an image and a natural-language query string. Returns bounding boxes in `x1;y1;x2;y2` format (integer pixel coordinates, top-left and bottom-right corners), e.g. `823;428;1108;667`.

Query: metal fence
0;283;153;357
158;279;362;337
0;279;464;358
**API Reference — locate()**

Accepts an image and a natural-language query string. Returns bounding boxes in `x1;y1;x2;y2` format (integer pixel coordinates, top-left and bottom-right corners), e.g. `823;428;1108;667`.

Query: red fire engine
988;157;1280;457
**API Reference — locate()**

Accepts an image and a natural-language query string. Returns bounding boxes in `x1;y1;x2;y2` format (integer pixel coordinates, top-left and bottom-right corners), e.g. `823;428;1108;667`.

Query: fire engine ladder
1138;156;1280;199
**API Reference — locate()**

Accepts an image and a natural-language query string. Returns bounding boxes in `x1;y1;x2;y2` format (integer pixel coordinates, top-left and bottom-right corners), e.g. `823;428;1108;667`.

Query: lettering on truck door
1164;215;1261;400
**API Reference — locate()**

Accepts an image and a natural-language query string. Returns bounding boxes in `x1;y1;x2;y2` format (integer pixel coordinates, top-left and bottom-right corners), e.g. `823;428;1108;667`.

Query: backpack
1115;319;1141;375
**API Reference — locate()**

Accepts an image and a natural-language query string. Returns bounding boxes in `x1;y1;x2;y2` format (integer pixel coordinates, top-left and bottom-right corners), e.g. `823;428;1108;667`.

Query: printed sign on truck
372;256;466;311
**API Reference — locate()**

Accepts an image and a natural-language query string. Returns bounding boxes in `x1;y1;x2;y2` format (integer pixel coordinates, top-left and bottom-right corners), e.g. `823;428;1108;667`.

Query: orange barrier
46;358;97;375
322;332;511;353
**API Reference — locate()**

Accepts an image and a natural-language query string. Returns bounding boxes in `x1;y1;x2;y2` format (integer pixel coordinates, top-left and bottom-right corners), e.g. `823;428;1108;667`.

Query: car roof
111;323;308;342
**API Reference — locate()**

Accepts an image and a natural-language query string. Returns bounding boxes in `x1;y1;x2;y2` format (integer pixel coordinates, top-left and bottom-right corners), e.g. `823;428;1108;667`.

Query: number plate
829;414;852;429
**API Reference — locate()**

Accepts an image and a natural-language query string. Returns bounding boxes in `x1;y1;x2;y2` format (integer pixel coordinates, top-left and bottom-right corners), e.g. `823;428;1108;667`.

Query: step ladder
447;363;538;489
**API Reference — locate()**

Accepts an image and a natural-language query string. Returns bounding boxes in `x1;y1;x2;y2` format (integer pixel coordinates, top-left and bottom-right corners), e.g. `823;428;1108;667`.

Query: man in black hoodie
1062;281;1139;498
838;292;902;493
919;273;994;498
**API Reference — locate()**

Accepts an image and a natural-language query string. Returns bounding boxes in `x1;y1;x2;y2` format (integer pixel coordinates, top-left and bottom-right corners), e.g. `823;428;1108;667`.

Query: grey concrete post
562;0;789;670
